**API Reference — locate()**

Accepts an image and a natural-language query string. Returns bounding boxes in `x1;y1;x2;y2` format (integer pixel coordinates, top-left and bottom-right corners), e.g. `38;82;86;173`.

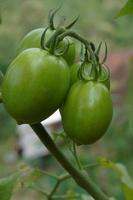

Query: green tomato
18;28;76;65
62;80;113;145
2;48;70;124
70;62;110;89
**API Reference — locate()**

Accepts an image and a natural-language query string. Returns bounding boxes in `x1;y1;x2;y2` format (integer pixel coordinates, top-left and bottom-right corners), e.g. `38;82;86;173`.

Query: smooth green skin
70;62;110;89
18;28;76;66
2;48;70;124
62;81;113;145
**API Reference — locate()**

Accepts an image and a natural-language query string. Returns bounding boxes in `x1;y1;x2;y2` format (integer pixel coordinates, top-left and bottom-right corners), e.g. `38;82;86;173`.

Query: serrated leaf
117;0;133;17
98;158;133;200
0;174;18;200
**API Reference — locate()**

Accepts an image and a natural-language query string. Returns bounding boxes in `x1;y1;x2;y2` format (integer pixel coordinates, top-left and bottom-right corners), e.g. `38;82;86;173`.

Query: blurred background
0;0;133;199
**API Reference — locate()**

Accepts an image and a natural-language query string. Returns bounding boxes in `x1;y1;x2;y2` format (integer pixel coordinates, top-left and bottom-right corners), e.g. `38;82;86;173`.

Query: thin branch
84;162;99;170
31;123;109;200
31;184;49;197
48;174;70;199
72;142;82;170
36;168;59;180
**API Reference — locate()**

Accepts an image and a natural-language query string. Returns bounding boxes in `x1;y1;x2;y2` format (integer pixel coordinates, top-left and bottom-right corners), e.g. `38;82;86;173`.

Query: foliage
0;157;133;200
98;158;133;200
0;174;18;200
117;0;133;17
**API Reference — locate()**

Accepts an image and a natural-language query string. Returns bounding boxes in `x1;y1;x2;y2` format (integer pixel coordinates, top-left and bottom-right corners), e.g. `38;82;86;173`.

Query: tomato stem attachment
101;42;108;64
31;123;109;200
48;6;61;30
56;30;99;79
65;16;79;29
40;26;50;50
99;64;110;86
78;46;98;81
72;142;82;170
95;42;108;79
40;26;65;54
48;27;65;54
56;30;95;60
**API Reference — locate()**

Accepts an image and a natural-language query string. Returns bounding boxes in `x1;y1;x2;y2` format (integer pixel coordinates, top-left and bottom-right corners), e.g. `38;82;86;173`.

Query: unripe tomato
18;28;76;65
70;62;110;89
2;48;70;124
62;80;113;145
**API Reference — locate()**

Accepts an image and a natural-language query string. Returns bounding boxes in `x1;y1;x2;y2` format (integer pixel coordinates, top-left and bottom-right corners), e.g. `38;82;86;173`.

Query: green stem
48;27;65;54
57;30;96;63
31;184;49;197
65;16;79;29
37;169;59;179
30;123;109;200
48;174;70;199
40;26;49;50
72;142;82;170
48;8;60;30
57;30;98;80
84;162;99;169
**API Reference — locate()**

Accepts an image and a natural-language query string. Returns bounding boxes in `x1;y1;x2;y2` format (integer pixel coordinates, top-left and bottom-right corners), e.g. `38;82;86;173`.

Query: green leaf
98;158;133;200
116;164;133;200
0;174;18;200
117;0;133;17
0;164;42;200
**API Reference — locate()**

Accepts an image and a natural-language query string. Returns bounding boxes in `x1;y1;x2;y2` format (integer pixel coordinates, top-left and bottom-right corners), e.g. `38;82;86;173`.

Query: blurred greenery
0;0;133;199
117;0;133;17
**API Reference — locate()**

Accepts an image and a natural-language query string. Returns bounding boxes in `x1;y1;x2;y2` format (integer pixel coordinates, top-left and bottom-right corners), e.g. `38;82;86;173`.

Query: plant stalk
31;123;109;200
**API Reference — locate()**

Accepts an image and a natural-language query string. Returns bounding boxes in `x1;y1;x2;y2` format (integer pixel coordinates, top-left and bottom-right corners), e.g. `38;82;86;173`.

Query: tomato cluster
1;8;113;145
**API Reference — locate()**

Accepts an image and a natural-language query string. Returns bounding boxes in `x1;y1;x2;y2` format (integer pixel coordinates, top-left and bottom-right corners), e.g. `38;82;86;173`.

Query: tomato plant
2;48;70;124
0;6;117;200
